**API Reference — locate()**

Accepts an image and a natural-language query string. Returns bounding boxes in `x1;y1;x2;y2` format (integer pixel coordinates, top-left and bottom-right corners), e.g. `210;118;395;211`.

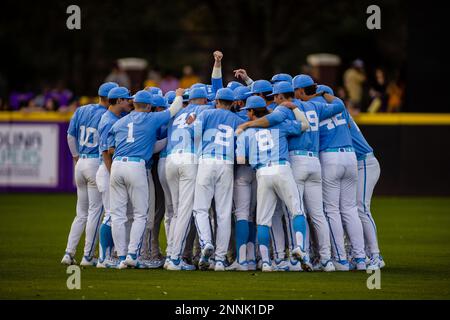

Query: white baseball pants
110;159;148;257
193;159;234;262
320;151;365;261
65;157;103;258
165;153;198;260
290;154;332;261
357;154;381;256
157;157;175;257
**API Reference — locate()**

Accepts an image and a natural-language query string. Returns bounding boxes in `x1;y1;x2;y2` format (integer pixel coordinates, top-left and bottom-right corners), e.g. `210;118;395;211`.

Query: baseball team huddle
60;51;385;273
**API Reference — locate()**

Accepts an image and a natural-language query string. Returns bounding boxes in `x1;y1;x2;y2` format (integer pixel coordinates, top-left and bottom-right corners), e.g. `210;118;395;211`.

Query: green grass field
1;194;449;300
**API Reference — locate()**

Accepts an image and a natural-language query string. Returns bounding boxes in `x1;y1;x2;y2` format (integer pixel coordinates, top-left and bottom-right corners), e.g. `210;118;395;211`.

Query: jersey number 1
126;122;135;143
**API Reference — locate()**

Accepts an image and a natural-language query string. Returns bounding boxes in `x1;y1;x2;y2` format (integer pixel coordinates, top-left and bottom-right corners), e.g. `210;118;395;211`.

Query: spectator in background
367;68;388;113
386;74;404;113
159;71;179;94
144;68;161;88
343;59;366;112
180;65;200;88
105;62;131;88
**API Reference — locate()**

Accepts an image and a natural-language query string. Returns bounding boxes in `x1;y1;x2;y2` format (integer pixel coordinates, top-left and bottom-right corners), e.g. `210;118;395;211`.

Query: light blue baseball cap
145;86;163;96
316;84;334;95
268;81;294;96
191;83;206;90
108;87;133;99
189;87;208;100
233;86;251;101
271;73;292;84
249;80;272;94
241;96;267;110
292;74;315;89
227;81;244;90
215;88;235;101
98;82;119;97
151;95;167;108
132;90;153;104
164;90;176;105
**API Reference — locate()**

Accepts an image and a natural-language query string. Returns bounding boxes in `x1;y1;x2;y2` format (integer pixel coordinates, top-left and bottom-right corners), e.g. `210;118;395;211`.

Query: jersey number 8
255;129;274;152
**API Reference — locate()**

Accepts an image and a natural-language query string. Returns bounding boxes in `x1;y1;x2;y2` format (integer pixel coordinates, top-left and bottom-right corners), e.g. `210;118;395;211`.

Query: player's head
270;73;292;84
226;81;244;91
249;80;273;102
132;90;153;112
292;74;317;101
98;82;119;104
151;94;167;112
144;86;163;96
316;84;334;96
268;81;294;104
108;86;133;112
164;90;176;105
188;87;208;105
233;86;251;111
242;96;269;120
214;88;235;110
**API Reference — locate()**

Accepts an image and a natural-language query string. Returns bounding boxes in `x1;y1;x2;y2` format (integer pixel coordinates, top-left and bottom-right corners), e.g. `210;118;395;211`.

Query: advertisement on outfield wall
0;124;59;187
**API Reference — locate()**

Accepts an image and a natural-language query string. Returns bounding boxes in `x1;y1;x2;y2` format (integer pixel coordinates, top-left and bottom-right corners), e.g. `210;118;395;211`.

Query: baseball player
192;88;245;271
237;80;344;272
317;85;385;270
165;87;212;271
61;82;118;266
95;85;133;268
236;95;310;272
225;86;257;271
107;89;183;269
146;93;172;268
304;78;366;271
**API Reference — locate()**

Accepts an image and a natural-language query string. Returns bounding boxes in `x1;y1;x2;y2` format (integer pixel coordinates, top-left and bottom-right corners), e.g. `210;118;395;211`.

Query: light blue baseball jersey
193;108;245;160
236;108;249;121
266;102;277;112
266;98;345;152
67;104;108;155
236;120;302;169
108;110;171;162
98;110;121;159
166;104;212;154
310;96;354;151
343;108;373;159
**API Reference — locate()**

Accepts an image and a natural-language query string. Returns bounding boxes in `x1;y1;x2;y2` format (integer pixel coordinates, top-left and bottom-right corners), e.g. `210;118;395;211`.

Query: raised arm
211;51;223;93
233;68;254;86
168;88;185;117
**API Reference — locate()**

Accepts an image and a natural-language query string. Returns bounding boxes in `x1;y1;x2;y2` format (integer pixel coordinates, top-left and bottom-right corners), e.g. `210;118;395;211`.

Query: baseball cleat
199;243;215;271
226;260;249;271
320;260;336;272
272;259;289;272
214;260;226;271
353;257;367;271
379;255;386;268
333;259;350;271
367;254;385;270
167;259;196;271
61;253;77;266
118;260;128;269
97;258;120;269
146;257;165;269
291;246;313;271
288;259;303;271
163;257;170;270
247;260;257;271
80;256;98;267
261;262;273;272
124;254;140;268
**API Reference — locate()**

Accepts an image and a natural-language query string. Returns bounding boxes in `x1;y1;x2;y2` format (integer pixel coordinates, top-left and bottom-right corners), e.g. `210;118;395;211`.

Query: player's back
111;110;169;162
238;120;301;169
196;108;245;159
343;108;373;159
68;103;108;155
166;104;210;154
312;96;353;151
